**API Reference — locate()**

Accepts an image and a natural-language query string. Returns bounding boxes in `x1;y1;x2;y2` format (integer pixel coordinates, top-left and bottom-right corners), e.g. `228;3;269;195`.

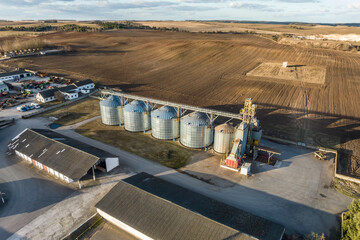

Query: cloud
347;3;360;9
170;5;218;11
278;0;319;2
179;0;226;2
229;2;282;12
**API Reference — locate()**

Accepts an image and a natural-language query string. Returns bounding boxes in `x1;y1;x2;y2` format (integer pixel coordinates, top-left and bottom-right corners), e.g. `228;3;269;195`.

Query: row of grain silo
99;96;235;153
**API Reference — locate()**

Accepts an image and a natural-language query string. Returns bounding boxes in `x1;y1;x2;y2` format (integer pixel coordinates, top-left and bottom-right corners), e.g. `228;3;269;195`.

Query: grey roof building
58;85;77;93
74;79;94;87
0;69;31;78
96;172;285;240
8;129;119;184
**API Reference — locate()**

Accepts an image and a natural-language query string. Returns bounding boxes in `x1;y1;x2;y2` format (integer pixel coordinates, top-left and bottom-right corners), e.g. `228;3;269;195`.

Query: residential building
36;88;57;103
74;79;95;91
58;85;79;100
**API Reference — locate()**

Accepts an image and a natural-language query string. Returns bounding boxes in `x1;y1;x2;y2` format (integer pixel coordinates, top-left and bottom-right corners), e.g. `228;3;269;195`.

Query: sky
0;0;360;23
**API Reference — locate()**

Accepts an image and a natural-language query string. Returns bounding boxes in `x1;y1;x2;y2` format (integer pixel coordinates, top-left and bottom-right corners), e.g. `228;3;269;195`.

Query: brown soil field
2;29;360;176
139;21;360;35
247;62;326;85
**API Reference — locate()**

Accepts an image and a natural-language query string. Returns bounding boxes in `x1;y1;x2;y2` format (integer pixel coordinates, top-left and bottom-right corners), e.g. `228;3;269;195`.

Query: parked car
29;105;35;110
30;103;41;109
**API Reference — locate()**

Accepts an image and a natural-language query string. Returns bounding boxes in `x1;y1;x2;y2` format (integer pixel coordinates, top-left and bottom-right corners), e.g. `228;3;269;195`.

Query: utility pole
0;191;5;204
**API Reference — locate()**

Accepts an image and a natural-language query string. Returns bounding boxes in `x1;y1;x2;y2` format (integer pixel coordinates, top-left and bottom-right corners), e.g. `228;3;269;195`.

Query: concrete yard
0;118;74;240
180;139;352;237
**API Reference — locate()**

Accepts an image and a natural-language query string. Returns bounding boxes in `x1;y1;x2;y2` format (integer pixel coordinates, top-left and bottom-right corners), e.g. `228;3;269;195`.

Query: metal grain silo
180;112;213;148
151;106;179;140
214;123;235;154
123;100;151;132
100;95;121;125
117;97;127;126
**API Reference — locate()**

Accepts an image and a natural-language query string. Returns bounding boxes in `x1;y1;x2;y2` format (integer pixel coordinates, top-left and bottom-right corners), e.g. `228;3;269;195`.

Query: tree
54;90;65;102
342;199;360;240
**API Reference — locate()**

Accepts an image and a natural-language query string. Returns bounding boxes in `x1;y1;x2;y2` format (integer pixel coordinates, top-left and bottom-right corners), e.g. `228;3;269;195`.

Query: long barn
8;128;119;186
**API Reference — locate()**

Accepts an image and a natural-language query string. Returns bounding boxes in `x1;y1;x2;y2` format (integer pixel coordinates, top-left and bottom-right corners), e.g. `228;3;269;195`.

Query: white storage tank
123;100;151;132
151;106;179;140
100;95;121;125
214;123;235;154
180;112;213;148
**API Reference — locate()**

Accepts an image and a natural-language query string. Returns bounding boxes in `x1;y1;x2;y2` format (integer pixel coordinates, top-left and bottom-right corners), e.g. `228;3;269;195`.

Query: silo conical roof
181;112;210;126
215;123;234;134
152;106;177;119
100;95;121;107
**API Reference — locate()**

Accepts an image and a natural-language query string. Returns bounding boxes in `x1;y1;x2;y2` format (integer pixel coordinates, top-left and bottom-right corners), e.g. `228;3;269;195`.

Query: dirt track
4;30;360;175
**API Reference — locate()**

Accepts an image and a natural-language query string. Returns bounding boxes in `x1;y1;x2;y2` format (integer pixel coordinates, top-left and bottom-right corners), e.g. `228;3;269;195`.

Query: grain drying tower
214;123;234;154
123;100;151;132
180;112;213;148
151;106;179;140
100;95;122;125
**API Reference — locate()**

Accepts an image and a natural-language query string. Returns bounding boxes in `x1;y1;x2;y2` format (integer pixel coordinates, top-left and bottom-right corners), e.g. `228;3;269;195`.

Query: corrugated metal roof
123;100;150;113
215;123;235;133
151;106;177;120
100;95;121;107
181;112;210;126
96;173;285;240
7;129;115;180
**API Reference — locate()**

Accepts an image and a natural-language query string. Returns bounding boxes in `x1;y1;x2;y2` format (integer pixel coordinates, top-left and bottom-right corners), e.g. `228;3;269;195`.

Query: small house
74;79;95;91
58;85;79;100
36;88;57;103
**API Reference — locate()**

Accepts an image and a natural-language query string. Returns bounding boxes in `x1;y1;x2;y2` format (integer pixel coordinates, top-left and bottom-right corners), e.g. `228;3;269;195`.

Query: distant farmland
3;29;360;176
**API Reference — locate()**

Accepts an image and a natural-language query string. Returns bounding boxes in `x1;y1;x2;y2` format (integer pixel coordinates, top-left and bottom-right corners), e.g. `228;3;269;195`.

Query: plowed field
4;30;360;176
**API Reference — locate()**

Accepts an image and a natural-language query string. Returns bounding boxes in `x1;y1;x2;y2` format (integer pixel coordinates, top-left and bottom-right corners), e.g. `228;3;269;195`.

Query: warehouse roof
8;129;114;180
96;173;285;240
0;69;29;78
30;129;115;159
74;79;94;87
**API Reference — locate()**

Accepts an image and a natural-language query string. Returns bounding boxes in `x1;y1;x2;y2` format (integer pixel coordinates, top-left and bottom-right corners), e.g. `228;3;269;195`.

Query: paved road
0;118;74;240
56;128;351;238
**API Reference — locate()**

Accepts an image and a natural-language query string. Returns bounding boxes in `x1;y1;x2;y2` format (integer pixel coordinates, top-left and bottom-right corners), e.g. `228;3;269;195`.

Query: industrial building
96;172;285;240
8;129;119;186
0;69;33;82
100;90;265;173
0;80;9;92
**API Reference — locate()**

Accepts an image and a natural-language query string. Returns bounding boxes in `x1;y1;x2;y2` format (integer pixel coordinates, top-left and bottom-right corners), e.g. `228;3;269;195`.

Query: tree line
0;22;189;33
